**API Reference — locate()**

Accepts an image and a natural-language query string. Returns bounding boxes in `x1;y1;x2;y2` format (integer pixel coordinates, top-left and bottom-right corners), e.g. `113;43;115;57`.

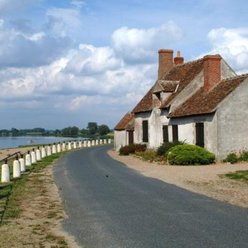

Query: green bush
119;144;146;156
223;153;239;164
239;151;248;162
167;144;215;165
136;150;157;162
156;141;184;156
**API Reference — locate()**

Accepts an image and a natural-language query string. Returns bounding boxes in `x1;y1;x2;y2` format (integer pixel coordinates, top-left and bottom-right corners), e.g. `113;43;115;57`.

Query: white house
114;48;248;160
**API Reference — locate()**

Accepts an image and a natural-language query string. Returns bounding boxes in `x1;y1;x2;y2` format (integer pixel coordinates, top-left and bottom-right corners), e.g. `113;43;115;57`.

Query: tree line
0;122;111;137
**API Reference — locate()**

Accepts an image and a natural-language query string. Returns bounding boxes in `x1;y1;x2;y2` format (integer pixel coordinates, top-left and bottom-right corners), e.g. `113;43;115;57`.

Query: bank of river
0;136;82;149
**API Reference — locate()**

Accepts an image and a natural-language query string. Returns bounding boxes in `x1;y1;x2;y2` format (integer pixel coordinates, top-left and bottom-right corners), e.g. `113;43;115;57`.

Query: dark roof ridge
174;57;204;68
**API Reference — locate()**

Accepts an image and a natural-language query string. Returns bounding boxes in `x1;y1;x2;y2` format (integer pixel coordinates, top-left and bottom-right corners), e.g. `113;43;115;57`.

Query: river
0;136;80;149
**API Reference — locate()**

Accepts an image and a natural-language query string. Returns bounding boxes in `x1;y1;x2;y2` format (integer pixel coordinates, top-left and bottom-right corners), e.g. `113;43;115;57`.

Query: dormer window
154;92;161;100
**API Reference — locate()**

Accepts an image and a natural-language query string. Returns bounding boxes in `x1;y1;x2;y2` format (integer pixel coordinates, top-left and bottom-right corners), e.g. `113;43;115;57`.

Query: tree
87;122;98;135
61;126;79;137
11;128;19;136
98;124;110;135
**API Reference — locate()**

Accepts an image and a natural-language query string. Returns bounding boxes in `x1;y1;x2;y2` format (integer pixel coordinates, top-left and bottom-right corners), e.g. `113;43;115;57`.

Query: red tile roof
161;58;204;108
132;58;204;114
132;87;154;113
169;74;248;118
114;112;134;130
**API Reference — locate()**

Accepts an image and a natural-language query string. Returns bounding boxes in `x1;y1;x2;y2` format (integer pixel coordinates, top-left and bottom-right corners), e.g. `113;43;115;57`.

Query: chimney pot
174;50;184;65
203;54;221;92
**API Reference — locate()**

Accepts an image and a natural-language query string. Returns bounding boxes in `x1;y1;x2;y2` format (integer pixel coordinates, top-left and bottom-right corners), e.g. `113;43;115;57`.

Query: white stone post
19;155;25;172
68;142;72;150
36;147;41;161
108;139;112;144
52;144;57;154
46;145;52;156
83;141;87;147
13;157;21;178
91;140;95;146
73;141;77;149
62;142;66;151
57;143;61;153
31;149;36;164
41;146;46;158
1;160;10;183
79;141;82;148
25;152;31;166
100;139;103;145
87;140;91;147
96;140;99;146
104;139;107;144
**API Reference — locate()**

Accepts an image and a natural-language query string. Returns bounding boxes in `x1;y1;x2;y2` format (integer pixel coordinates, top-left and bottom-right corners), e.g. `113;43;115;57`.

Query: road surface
54;145;248;248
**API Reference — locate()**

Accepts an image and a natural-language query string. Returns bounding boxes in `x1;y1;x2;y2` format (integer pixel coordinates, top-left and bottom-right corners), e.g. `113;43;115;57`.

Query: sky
1;0;248;129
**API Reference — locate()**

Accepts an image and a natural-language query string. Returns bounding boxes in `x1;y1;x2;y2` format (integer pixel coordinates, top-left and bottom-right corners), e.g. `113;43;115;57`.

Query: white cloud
112;21;183;63
70;0;86;9
208;27;248;73
0;0;35;16
46;7;81;37
0;18;70;68
65;44;123;75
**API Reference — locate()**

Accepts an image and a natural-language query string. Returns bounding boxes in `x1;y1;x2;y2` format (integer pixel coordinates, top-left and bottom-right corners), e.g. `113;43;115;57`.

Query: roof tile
169;74;248;118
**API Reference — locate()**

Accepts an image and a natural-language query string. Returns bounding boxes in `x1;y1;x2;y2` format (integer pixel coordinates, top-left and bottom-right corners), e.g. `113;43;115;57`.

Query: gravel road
54;145;248;248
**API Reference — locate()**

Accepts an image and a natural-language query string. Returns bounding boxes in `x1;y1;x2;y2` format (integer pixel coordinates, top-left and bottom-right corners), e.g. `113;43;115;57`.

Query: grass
225;170;248;182
1;152;65;221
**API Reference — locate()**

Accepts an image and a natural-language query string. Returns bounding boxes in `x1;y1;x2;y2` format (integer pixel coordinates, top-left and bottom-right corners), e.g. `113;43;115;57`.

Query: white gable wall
216;78;248;159
114;130;128;151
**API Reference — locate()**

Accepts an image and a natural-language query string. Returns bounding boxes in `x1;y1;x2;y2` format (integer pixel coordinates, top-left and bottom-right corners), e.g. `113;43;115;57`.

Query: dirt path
108;150;248;208
0;162;79;248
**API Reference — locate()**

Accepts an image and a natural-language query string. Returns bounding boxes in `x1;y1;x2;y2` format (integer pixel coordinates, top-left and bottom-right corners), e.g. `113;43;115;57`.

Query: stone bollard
100;139;103;145
41;146;46;158
92;140;95;146
78;141;82;148
108;139;112;144
19;154;25;172
25;151;31;166
83;140;87;147
104;139;107;144
31;149;36;164
87;140;91;147
73;141;77;149
1;160;10;183
96;140;99;146
36;147;41;161
13;155;21;178
68;142;72;150
47;145;52;156
57;143;61;153
52;143;57;154
62;142;66;151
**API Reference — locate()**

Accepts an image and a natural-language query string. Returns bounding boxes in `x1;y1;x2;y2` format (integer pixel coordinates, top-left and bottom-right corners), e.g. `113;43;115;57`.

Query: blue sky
0;0;248;129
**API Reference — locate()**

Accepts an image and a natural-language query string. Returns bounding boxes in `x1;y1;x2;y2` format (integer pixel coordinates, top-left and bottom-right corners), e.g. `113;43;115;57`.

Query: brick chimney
174;51;184;65
203;54;221;92
158;49;173;79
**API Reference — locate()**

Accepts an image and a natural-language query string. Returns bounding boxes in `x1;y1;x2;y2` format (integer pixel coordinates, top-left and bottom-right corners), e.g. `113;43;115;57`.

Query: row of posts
1;138;112;183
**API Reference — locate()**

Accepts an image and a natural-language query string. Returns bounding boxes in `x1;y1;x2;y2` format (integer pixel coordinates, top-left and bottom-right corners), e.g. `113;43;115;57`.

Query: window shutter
172;125;178;142
142;120;149;142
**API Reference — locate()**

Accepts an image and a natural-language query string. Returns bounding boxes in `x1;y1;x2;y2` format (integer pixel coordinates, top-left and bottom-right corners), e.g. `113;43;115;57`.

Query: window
172;125;178;142
142;120;149;142
196;123;204;147
163;125;169;143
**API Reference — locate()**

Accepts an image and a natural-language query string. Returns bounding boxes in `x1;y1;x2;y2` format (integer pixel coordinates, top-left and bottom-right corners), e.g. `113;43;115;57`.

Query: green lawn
225;170;248;182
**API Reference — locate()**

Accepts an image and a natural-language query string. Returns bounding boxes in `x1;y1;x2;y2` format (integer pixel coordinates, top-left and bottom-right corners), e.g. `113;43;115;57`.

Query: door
128;131;134;145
